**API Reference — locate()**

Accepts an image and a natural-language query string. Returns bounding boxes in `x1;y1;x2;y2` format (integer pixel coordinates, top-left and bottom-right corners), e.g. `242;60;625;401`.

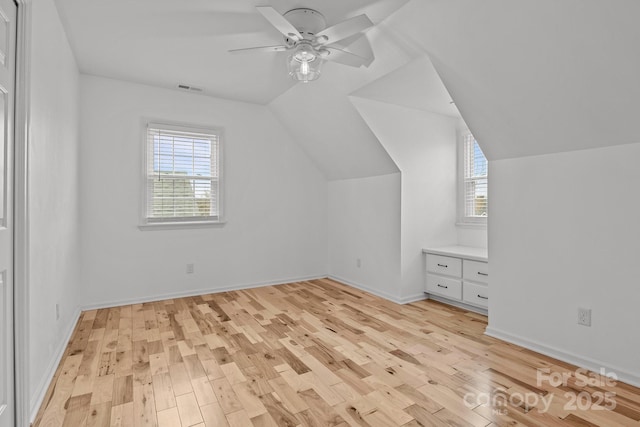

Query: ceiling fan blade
228;45;289;53
322;47;370;68
256;6;303;41
316;14;374;45
329;34;375;67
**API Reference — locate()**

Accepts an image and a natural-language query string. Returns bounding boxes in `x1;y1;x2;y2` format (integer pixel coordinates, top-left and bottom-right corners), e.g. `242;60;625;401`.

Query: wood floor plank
62;393;92;427
212;377;244;414
33;279;640;427
133;383;157;426
225;410;253;427
175;393;204;426
151;372;176;411
200;401;229;427
87;401;112;427
156;407;181;427
109;402;133;427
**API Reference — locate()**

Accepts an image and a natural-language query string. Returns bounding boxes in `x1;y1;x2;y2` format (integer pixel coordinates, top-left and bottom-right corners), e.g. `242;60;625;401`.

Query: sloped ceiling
55;0;640;178
381;0;640;160
268;26;421;180
269;50;461;179
350;56;460;118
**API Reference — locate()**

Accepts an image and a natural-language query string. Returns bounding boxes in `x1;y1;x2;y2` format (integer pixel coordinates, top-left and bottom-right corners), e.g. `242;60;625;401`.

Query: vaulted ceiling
55;0;410;104
55;0;640;179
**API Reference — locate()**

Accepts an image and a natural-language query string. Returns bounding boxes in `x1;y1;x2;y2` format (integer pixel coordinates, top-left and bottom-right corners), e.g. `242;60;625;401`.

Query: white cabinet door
426;274;462;300
463;260;489;284
426;254;462;277
463;282;489;308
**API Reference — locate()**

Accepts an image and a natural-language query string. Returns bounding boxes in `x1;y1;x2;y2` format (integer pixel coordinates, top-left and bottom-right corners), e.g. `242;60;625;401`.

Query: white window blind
463;133;488;219
145;123;221;223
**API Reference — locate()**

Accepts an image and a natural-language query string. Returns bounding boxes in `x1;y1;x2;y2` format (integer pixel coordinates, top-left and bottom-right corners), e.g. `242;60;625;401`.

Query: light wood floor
33;278;640;427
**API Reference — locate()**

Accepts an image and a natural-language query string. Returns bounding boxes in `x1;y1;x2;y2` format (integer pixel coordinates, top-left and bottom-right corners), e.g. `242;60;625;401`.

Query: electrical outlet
356;258;361;268
55;303;60;320
578;307;591;326
186;263;194;274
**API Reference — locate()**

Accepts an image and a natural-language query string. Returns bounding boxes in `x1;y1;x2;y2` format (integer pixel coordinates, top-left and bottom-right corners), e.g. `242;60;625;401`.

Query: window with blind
144;123;222;225
461;132;488;223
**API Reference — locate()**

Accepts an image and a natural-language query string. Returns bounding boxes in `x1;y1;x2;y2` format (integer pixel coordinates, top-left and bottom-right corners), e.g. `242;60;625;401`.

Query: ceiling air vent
177;84;203;93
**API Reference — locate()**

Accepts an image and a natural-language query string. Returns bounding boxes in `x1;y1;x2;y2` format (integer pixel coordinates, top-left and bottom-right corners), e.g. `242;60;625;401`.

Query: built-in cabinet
423;246;488;314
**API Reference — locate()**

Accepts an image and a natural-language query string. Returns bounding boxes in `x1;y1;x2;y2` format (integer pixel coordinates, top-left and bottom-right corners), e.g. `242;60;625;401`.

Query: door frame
13;0;30;425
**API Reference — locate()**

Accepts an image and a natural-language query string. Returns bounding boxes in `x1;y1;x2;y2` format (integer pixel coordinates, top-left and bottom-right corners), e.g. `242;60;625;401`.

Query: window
459;132;488;224
143;123;222;226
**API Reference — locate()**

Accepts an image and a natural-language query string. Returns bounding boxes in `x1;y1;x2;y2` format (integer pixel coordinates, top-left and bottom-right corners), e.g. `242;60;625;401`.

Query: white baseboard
485;326;640;389
30;306;82;423
427;294;488;315
399;293;428;304
81;275;326;311
328;275;425;305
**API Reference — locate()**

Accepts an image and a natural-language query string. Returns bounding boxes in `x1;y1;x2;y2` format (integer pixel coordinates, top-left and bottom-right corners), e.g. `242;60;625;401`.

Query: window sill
456;221;487;230
138;220;226;231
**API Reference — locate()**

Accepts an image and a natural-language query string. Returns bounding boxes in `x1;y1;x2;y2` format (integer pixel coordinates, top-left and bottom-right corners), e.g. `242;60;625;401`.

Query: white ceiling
54;0;411;104
55;0;640;179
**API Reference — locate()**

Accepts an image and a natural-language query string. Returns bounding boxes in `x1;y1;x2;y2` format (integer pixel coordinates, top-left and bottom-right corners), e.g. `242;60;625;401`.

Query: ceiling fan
229;6;375;83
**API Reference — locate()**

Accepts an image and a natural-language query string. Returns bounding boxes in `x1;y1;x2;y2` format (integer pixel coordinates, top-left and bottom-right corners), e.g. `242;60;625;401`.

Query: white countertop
422;245;488;262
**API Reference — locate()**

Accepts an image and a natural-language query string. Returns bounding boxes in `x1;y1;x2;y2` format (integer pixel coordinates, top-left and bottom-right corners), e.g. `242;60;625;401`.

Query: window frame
139;120;225;230
457;129;488;227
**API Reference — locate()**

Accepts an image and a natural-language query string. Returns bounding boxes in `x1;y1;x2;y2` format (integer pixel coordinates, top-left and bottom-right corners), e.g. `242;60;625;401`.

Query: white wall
328;173;402;300
79;76;327;307
456;227;487;248
488;142;640;386
28;0;82;415
350;98;458;301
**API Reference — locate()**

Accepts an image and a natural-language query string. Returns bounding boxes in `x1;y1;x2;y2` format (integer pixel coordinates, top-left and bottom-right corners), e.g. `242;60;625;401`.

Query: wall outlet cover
578;307;591;326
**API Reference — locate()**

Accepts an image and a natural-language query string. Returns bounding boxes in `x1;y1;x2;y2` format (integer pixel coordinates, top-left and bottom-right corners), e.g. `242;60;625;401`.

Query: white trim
398;293;428;304
13;1;31;426
457;128;488;226
147;122;218;136
455;221;487;230
426;293;488;315
81;275;325;311
327;275;426;305
137;220;226;231
29;307;81;423
485;326;640;389
140;119;225;228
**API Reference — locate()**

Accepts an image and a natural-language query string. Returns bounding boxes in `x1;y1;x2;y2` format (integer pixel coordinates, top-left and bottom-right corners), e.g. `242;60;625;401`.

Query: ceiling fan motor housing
283;8;326;42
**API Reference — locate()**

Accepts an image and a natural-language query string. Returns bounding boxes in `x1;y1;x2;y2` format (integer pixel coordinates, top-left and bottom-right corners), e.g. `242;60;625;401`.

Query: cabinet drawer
426;254;462;278
463;282;489;308
463;260;489;284
426;274;462;300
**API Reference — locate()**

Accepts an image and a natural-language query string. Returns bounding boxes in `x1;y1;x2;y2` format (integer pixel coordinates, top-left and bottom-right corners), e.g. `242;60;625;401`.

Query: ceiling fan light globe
287;49;323;82
287;43;323;82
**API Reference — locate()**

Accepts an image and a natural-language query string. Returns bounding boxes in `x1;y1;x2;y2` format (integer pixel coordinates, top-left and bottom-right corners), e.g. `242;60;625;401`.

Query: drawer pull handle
477;294;488;300
437;284;448;289
477;272;488;276
437;263;448;268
